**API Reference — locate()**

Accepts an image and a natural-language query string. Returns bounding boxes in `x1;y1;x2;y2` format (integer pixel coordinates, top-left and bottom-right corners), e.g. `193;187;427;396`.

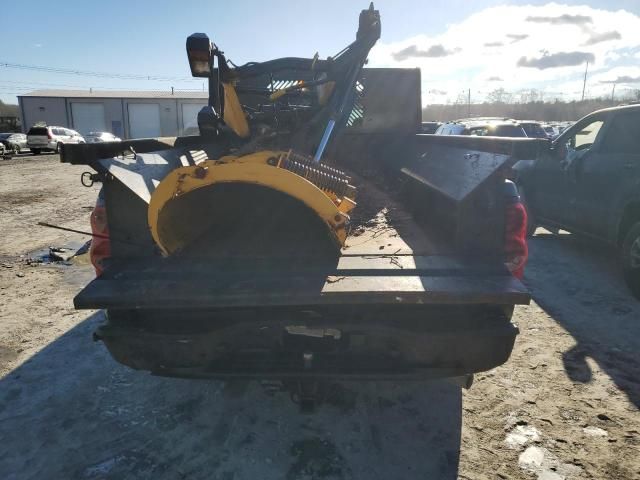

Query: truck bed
74;175;528;310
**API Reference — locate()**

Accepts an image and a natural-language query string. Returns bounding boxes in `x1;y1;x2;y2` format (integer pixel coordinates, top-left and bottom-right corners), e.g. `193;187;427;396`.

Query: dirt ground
0;154;639;480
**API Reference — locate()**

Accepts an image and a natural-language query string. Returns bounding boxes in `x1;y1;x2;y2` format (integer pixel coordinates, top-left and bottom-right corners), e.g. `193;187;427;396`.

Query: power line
0;79;136;90
0;61;200;82
0;82;205;93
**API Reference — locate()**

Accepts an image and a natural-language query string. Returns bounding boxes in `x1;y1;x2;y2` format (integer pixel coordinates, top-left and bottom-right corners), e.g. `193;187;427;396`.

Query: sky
2;0;639;106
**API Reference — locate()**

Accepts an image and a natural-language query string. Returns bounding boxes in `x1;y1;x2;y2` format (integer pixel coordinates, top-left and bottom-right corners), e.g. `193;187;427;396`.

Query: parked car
84;132;122;143
435;119;527;137
514;104;640;299
0;133;28;154
27;126;85;154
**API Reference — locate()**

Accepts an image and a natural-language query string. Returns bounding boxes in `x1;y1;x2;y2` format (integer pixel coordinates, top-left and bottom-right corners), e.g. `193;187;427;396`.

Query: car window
522;123;547;138
569;120;604;150
492;125;526;137
600;112;640;155
28;127;48;136
466;126;489;136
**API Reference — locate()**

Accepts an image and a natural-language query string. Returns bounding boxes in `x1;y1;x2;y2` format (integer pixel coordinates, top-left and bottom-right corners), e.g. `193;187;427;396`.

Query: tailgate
75;253;529;310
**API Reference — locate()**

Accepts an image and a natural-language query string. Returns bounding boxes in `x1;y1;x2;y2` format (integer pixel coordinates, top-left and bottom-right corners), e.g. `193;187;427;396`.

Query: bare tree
487;88;508;104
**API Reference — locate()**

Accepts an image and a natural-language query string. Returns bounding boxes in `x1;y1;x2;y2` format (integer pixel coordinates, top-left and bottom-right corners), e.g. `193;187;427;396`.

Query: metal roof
19;89;209;99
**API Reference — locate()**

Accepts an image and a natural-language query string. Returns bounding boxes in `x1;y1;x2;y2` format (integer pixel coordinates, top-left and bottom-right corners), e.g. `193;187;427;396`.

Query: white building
18;89;209;139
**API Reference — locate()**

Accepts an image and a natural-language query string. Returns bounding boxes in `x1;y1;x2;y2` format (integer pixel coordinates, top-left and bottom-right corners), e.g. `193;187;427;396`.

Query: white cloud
368;3;640;104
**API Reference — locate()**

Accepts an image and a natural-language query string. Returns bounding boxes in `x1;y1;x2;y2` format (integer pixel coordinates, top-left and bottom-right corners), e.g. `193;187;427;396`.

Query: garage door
181;103;206;135
128;103;161;139
71;103;106;134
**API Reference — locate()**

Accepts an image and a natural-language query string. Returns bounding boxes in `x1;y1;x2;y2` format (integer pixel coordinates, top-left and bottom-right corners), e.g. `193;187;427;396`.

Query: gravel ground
0;154;639;479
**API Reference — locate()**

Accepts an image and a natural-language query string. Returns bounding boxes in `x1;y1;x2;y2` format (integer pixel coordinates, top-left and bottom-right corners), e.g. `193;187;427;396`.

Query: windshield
0;133;11;140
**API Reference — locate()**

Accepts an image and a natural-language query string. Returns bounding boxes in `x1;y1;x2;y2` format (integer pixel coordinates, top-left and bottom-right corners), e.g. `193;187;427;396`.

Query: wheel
55;142;63;153
12;145;20;155
31;148;41;155
622;221;640;300
518;186;537;237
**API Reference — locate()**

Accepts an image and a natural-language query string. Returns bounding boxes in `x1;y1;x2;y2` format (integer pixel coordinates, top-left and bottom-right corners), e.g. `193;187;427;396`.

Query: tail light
47;129;52;140
504;182;528;279
89;190;111;276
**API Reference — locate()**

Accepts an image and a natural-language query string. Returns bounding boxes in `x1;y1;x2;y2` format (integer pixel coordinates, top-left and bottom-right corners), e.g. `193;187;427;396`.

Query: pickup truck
61;6;535;406
515;104;640;299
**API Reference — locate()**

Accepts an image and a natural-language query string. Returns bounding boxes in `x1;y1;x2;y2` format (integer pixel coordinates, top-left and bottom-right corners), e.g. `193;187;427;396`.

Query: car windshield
0;133;11;140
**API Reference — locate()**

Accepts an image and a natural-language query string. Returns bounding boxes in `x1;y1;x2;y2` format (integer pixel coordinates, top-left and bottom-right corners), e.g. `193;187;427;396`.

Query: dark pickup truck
61;6;536;406
515;104;640;299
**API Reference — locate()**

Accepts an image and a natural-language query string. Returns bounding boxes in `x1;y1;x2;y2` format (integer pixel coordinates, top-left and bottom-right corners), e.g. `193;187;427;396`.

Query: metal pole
467;88;471;117
581;61;589;101
611;83;616;103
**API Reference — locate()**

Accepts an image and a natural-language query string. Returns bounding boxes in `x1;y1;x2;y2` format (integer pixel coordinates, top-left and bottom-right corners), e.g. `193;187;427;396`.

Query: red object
504;202;528;279
89;194;111;276
47;129;52;140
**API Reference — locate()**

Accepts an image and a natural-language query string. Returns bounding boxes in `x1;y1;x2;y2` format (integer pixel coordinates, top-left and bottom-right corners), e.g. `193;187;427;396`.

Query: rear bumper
95;307;519;380
27;141;55;150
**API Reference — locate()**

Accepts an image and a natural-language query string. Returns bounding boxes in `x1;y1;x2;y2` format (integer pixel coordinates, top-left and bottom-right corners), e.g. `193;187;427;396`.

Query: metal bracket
81;171;102;188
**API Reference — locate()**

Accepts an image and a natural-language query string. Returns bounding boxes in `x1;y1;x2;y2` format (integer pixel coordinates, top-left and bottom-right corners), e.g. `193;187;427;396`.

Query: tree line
422;88;640;122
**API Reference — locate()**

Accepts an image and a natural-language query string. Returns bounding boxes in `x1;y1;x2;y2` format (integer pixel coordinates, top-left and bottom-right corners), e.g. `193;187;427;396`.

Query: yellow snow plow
148;150;356;256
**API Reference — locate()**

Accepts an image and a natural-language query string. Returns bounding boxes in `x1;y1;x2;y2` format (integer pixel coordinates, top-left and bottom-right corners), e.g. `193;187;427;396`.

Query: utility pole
581;61;589;101
611;83;616;103
467;88;471;117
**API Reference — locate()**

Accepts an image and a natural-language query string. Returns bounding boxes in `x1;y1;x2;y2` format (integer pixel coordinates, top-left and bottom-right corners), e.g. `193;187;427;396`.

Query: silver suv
27;126;85;155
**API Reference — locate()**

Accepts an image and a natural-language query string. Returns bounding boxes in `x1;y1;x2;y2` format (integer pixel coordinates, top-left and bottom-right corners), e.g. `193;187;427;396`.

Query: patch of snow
506;425;541;449
519;446;546;471
583;426;608;437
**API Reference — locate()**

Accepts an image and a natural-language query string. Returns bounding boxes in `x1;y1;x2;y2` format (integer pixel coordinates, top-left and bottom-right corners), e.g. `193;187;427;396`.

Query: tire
621;221;640;300
13;145;20;155
55;142;63;153
31;148;41;155
518;186;537;237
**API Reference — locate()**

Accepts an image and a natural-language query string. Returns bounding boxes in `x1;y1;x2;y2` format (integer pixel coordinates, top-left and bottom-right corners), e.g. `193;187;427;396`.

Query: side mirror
186;33;212;77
